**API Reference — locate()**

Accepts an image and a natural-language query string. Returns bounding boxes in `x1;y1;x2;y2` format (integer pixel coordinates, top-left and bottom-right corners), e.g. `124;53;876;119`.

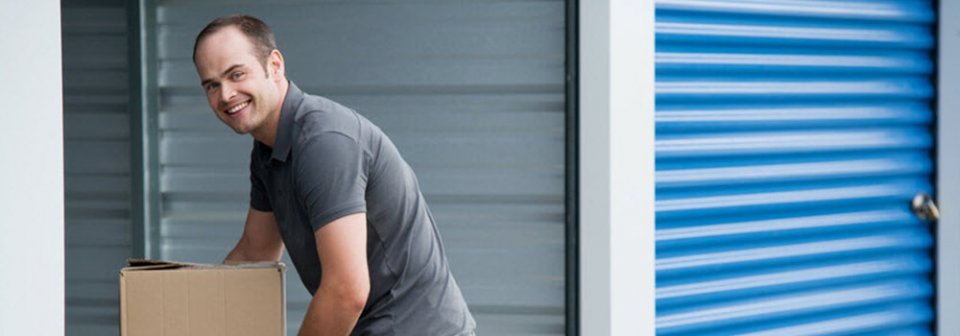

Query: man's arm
298;212;370;336
224;208;284;263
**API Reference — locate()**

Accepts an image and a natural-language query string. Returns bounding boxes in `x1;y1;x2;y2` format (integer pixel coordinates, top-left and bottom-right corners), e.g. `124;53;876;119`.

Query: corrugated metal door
147;1;565;335
655;0;936;334
62;1;133;335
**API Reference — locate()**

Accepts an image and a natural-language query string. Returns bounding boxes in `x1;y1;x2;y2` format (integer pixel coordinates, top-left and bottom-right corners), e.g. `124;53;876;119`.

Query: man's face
194;27;283;136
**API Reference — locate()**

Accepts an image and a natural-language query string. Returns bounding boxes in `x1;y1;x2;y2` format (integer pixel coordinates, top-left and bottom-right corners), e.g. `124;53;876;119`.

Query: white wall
0;0;65;335
580;0;656;335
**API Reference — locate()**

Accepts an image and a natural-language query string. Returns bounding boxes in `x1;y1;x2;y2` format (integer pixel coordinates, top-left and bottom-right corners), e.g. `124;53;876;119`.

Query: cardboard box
119;259;286;336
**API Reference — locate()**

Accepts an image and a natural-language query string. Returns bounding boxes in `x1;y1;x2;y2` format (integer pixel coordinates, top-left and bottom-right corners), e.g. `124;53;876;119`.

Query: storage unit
654;0;937;334
144;1;566;334
50;0;959;335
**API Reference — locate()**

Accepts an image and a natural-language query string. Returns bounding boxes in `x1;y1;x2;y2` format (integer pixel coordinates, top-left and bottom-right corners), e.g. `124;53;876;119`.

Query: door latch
911;192;940;221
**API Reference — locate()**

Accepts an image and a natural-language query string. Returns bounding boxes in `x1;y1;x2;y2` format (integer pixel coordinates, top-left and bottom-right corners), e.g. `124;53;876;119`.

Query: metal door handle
911;192;940;221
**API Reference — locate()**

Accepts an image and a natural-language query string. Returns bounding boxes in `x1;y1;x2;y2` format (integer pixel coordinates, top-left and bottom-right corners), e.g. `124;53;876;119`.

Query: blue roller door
654;1;936;335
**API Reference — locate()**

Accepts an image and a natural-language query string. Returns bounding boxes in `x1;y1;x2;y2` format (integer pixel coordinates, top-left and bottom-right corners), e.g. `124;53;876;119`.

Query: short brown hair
193;14;277;70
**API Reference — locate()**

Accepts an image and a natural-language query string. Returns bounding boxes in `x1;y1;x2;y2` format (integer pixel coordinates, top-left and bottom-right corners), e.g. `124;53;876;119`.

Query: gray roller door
62;1;134;335
146;1;566;335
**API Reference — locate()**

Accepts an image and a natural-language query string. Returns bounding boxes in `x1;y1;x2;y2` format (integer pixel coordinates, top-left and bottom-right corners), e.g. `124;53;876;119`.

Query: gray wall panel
61;2;133;335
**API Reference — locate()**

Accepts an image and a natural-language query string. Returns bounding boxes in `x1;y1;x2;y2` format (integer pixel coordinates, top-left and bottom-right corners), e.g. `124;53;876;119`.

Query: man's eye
232;72;245;80
205;83;219;92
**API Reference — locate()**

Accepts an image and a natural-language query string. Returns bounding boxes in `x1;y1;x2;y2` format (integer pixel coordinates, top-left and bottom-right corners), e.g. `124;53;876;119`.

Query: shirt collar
269;81;304;163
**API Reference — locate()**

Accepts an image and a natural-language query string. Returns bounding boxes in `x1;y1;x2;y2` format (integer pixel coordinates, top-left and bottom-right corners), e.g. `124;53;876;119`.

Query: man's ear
269;49;285;80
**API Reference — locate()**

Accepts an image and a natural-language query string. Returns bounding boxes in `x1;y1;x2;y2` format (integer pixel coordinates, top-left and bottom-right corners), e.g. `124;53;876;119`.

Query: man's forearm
223;234;283;263
223;244;248;263
298;285;366;336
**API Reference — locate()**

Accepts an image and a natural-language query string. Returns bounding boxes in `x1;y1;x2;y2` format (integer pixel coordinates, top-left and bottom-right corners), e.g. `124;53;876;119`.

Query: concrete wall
0;0;65;335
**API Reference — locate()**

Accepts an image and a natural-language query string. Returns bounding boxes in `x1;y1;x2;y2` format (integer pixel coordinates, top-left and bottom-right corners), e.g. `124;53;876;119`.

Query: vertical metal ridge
128;0;145;261
142;0;162;260
564;0;579;335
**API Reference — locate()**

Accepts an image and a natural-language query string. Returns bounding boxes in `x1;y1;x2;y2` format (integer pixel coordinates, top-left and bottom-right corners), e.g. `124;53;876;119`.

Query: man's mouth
225;101;250;115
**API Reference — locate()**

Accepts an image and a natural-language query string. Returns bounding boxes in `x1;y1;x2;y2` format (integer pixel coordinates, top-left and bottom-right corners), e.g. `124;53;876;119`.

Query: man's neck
251;80;290;148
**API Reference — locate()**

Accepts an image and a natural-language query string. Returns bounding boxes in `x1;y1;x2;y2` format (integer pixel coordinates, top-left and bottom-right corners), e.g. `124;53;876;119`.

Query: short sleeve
294;132;368;231
249;148;273;212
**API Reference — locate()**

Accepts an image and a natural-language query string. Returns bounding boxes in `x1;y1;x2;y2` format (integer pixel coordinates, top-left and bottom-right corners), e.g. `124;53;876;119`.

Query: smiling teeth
227;102;249;114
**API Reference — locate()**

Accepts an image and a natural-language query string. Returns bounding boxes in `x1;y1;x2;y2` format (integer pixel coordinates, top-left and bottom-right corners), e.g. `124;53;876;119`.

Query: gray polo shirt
249;82;475;335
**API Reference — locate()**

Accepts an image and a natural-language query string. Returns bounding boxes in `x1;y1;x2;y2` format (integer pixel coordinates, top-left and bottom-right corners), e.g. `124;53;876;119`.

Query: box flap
126;258;195;268
122;258;286;273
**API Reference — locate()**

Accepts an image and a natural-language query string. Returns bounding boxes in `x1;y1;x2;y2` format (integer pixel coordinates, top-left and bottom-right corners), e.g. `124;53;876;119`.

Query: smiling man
192;15;476;336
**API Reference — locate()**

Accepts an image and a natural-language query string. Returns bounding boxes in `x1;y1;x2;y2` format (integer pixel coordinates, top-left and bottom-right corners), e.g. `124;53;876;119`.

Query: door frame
936;1;959;334
577;1;657;336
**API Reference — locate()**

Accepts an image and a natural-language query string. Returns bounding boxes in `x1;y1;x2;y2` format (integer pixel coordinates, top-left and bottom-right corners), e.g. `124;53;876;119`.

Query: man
192;15;476;336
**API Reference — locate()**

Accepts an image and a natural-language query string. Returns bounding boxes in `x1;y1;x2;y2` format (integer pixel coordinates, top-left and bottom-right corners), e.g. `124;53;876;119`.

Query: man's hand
224;208;284;263
298;212;370;336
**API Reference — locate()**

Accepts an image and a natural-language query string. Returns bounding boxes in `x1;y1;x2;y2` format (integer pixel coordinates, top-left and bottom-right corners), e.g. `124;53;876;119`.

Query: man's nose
219;83;236;104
